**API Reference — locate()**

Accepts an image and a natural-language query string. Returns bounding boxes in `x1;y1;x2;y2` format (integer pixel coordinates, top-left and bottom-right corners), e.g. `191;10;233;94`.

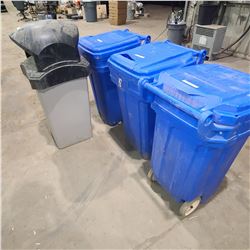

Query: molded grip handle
138;35;151;44
197;112;242;144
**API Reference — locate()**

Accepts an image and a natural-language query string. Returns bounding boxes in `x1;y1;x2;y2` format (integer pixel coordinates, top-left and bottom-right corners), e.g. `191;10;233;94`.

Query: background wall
186;1;250;59
221;2;250;59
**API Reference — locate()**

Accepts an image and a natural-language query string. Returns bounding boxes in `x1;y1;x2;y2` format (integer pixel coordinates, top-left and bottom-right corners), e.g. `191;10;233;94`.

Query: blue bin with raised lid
108;40;206;159
78;30;151;126
145;63;250;204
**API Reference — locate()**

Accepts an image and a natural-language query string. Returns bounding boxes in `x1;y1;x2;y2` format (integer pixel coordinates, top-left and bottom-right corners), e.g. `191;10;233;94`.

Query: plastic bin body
83;1;97;22
108;41;206;159
38;78;92;148
167;23;186;45
88;66;122;125
147;64;250;203
78;29;150;125
10;20;92;149
109;69;156;159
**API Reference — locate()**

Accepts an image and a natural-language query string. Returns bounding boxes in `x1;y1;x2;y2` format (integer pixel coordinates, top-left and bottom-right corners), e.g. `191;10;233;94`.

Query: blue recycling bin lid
78;29;150;60
147;64;250;143
108;40;206;77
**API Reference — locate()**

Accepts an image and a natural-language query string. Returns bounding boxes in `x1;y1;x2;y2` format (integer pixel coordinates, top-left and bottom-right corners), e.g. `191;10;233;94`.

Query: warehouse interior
1;1;250;249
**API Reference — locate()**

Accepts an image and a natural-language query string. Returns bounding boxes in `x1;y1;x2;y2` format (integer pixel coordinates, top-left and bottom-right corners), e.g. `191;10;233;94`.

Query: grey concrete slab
2;2;250;249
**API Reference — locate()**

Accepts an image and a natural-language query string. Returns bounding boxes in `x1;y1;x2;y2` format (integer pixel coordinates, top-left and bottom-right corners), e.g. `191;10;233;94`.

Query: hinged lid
10;20;80;71
155;64;250;119
108;40;206;77
78;29;150;57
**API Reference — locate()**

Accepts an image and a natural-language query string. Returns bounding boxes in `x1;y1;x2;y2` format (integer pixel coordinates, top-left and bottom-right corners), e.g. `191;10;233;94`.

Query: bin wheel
147;168;156;182
179;197;201;217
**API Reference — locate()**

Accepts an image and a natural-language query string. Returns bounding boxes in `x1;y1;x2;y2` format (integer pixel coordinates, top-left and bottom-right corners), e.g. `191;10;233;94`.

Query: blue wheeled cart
78;30;150;126
144;64;250;216
108;40;206;158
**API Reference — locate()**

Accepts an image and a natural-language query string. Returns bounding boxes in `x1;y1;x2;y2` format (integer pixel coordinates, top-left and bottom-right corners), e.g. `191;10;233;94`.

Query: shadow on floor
108;123;142;160
89;102;104;125
38;119;55;146
140;161;181;215
138;161;229;217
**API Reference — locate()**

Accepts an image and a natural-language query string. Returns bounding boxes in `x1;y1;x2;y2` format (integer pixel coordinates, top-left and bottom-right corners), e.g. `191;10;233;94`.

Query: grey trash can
10;20;92;149
83;1;97;22
167;22;186;45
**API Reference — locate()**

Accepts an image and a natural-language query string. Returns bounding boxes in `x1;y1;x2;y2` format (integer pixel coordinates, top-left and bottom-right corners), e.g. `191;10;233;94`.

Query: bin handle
144;81;249;144
196;49;207;64
122;30;150;44
164;39;172;43
143;81;201;119
197;112;249;144
138;35;151;44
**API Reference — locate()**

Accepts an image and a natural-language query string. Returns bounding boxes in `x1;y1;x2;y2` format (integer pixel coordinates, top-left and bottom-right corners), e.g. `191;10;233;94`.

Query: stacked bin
108;40;206;159
78;30;150;125
10;20;92;149
144;64;250;216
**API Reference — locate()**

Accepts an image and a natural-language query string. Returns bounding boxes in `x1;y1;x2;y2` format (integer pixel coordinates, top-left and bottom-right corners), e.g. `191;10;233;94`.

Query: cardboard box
109;7;127;13
109;1;127;8
109;0;127;25
97;4;107;19
109;5;127;11
109;12;127;18
109;16;126;25
66;7;77;15
109;19;126;25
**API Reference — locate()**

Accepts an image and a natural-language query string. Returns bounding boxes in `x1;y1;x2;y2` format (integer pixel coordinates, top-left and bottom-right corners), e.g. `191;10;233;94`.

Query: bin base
37;77;92;148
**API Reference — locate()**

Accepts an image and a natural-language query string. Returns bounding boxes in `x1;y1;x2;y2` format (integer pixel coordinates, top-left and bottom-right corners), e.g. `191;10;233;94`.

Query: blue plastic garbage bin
145;64;250;216
78;30;151;126
108;40;206;159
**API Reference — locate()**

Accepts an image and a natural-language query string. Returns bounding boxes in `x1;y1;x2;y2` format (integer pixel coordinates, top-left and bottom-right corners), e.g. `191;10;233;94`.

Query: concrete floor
2;3;250;249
